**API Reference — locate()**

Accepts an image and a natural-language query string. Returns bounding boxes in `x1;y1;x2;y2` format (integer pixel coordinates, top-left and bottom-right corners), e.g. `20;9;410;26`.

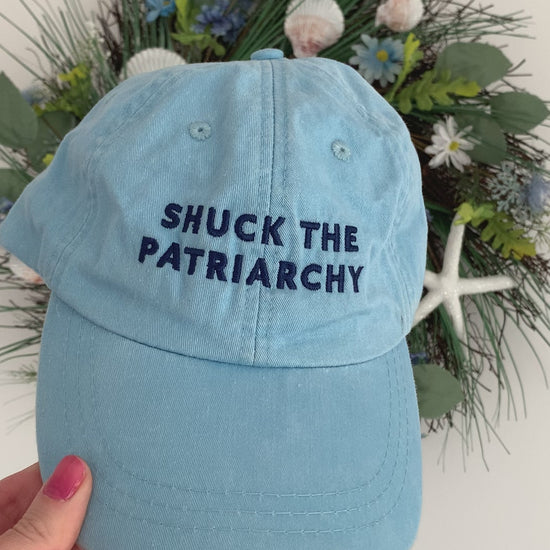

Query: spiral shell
375;0;424;32
284;0;344;58
123;48;186;79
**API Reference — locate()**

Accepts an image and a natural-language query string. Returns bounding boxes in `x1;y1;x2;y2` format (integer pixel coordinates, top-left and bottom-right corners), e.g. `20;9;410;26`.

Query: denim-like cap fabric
0;50;427;549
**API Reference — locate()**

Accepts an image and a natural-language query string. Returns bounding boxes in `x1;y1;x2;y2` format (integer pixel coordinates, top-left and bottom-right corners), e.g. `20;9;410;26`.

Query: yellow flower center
449;140;460;152
376;49;389;63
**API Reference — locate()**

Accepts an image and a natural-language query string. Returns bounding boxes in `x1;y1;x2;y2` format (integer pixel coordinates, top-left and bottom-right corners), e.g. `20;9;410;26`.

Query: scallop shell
7;254;44;285
375;0;424;32
284;0;344;58
123;48;186;79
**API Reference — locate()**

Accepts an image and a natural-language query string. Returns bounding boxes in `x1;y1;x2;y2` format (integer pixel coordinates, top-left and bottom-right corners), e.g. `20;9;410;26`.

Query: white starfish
412;214;517;339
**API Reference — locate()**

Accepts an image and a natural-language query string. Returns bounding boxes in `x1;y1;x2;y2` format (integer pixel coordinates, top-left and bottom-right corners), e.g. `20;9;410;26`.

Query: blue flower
192;0;247;44
21;85;45;106
145;0;176;23
410;352;429;366
524;173;550;215
349;34;404;87
0;197;14;222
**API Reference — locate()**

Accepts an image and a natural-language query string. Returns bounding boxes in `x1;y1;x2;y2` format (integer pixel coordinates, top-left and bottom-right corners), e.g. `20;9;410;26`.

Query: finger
0;463;43;534
0;455;92;550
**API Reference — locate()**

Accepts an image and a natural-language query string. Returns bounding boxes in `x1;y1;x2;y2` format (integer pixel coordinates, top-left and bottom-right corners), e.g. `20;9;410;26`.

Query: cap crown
0;56;427;367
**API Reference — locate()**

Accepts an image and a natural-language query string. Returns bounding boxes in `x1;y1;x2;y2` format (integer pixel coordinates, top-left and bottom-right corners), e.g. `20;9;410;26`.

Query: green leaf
480;211;537;259
25;111;76;171
455;202;536;259
41;63;93;120
455;201;495;225
175;0;191;30
455;112;507;165
455;202;476;224
435;42;512;88
458;116;506;164
0;72;39;149
396;69;479;114
385;33;423;103
490;92;549;134
171;32;226;56
413;364;464;419
0;168;32;201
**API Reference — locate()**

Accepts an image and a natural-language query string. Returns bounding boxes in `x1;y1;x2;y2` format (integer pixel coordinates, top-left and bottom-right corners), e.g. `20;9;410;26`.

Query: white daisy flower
425;116;475;172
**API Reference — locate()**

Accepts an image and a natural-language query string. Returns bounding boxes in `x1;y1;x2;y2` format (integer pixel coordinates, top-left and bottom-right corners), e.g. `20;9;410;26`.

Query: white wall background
0;1;549;548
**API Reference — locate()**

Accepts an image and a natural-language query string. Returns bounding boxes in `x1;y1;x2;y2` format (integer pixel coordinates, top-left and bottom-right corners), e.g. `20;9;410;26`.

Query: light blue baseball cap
0;48;427;550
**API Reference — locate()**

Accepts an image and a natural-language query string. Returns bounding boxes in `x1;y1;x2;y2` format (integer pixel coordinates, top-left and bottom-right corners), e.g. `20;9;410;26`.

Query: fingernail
43;455;86;501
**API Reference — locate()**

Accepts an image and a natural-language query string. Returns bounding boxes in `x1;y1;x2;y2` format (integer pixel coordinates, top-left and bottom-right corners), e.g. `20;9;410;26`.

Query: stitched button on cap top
250;48;285;60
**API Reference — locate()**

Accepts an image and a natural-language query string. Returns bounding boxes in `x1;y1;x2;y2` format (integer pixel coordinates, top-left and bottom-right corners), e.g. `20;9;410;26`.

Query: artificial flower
425;116;474;172
524;173;550;215
0;198;13;221
410;352;429;365
84;19;102;42
20;85;45;106
192;0;247;44
349;34;404;87
42;153;54;166
486;161;527;222
375;0;424;32
145;0;176;23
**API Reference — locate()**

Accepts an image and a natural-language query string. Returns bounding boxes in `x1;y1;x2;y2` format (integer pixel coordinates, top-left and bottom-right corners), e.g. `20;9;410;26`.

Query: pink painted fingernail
43;455;86;501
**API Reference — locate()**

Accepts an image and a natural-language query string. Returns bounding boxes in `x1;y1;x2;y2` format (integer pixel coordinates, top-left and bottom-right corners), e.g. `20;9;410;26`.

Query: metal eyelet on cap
332;140;351;161
189;121;212;141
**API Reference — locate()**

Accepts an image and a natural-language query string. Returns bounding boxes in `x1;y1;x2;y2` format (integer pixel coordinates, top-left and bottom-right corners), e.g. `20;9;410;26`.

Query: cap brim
37;294;422;550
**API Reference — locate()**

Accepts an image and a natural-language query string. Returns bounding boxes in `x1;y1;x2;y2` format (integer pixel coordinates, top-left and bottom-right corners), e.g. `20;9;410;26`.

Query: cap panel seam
264;59;279;365
251;59;277;365
383;129;412;333
309;61;401;134
308;60;416;336
310;60;405;253
49;72;183;285
35;87;125;282
390;137;420;329
264;57;286;364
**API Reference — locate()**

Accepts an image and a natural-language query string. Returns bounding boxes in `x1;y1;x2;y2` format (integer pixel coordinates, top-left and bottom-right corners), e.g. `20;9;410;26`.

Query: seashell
7;254;44;285
375;0;424;33
284;0;344;58
123;48;186;79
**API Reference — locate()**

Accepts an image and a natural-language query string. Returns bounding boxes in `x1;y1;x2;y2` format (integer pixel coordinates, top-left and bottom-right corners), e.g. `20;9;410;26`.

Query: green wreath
1;0;549;463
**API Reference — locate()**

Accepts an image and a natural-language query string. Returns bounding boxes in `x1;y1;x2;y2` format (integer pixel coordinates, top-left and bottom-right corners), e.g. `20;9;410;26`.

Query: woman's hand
0;455;92;550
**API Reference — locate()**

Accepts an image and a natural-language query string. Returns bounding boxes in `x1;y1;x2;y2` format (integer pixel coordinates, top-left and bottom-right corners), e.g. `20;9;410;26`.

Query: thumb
0;455;92;550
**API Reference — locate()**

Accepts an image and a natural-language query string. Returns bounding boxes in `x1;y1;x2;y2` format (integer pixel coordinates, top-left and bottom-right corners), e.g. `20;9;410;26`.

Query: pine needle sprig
1;0;92;80
419;0;532;47
0;253;48;371
228;0;289;60
96;0;126;74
